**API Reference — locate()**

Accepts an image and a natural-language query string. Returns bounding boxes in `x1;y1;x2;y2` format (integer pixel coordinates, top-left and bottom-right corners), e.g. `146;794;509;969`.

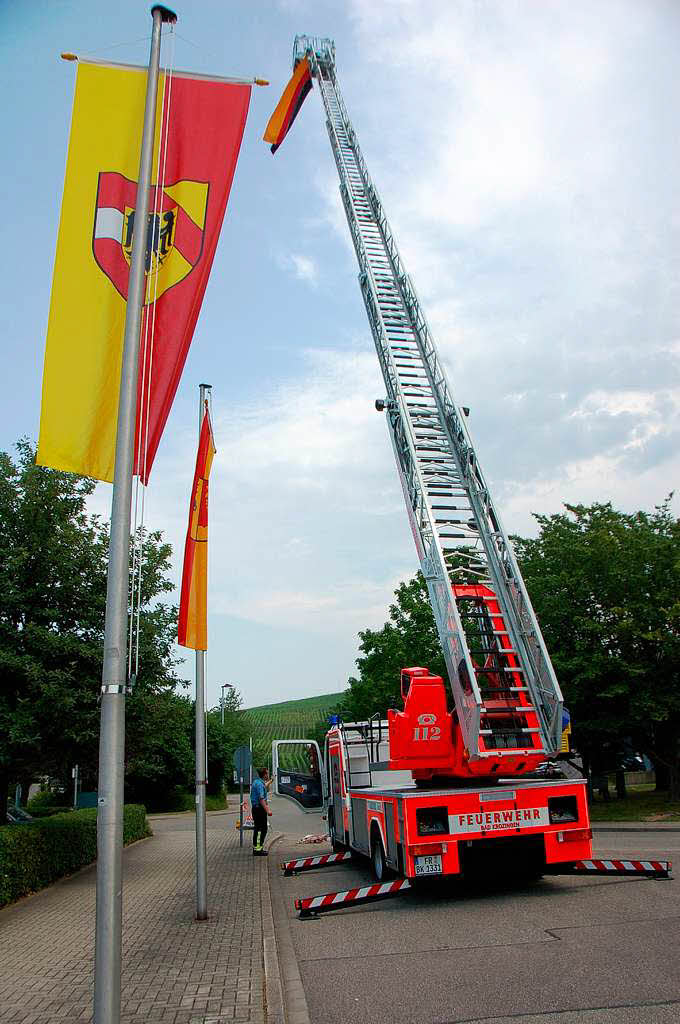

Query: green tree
0;441;107;817
0;441;185;820
513;499;680;799
124;526;189;804
125;691;193;807
339;574;445;721
205;712;246;795
208;686;249;793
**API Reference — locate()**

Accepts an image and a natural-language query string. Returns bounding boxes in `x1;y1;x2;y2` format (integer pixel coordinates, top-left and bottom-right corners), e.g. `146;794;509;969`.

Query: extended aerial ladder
271;38;672;916
293;36;561;775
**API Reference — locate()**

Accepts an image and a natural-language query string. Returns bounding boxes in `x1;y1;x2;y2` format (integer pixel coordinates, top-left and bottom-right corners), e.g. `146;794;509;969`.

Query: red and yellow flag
38;62;250;483
263;57;312;153
178;407;216;650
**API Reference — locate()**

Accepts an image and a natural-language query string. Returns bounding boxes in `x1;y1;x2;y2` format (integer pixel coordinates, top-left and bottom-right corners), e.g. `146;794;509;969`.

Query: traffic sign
234;745;251;780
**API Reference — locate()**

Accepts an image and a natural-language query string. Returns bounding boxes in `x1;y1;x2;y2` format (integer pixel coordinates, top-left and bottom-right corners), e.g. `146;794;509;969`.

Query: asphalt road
268;795;680;1024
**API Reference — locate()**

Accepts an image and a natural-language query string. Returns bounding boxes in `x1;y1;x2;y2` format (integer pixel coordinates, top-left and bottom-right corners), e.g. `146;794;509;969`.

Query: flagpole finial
61;52;78;61
151;5;177;24
255;79;270;87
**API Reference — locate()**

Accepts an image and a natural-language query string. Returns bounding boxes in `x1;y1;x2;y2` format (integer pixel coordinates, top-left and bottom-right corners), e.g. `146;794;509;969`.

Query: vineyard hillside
240;692;345;769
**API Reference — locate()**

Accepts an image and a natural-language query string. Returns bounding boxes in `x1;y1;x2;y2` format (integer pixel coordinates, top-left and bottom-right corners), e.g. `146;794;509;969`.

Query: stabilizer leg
295;879;412;918
547;858;671;879
281;851;353;876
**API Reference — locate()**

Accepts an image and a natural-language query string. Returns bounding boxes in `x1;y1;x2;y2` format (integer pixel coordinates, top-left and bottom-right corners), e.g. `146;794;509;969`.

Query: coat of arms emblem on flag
93;172;208;301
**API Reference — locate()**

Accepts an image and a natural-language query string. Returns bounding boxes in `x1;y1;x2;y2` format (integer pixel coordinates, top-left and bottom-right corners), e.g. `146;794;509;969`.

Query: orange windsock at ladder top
263;57;312;153
37;61;250;483
178;407;216;651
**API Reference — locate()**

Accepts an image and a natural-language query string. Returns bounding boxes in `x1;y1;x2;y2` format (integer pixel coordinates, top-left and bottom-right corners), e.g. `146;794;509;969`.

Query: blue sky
1;1;678;712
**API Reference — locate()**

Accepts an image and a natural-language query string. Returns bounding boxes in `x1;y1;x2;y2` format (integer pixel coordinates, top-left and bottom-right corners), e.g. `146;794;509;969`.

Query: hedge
27;806;74;819
0;804;151;908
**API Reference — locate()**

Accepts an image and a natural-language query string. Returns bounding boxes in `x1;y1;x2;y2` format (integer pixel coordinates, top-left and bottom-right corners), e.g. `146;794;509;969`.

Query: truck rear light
556;828;592;843
412;843;444;856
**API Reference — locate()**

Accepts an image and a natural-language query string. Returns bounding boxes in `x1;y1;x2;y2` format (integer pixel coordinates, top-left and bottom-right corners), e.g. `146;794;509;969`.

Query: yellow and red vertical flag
263;57;312;153
37;61;250;483
178;406;216;650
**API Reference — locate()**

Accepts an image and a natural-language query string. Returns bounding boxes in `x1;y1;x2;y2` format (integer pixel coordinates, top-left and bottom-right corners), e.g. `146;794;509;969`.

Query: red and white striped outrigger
281;851;352;877
550;858;672;878
289;856;672;918
295;879;411;918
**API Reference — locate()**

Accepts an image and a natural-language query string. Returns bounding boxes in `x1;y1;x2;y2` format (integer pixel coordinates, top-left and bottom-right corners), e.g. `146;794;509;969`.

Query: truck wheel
370;833;391;882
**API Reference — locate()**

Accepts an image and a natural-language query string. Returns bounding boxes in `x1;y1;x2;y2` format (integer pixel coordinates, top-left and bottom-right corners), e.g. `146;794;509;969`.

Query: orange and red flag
263;57;312;153
38;62;250;483
178;407;216;650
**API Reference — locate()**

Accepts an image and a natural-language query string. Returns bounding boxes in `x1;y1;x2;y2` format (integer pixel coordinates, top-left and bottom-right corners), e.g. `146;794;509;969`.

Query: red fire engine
272;37;671;915
323;667;591;887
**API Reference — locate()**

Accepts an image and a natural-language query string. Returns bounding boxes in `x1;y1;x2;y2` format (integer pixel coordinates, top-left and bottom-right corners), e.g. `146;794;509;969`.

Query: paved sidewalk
0;812;282;1024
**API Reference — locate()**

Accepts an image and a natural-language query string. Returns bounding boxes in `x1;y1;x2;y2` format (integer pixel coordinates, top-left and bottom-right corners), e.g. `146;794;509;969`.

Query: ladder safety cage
294;35;563;760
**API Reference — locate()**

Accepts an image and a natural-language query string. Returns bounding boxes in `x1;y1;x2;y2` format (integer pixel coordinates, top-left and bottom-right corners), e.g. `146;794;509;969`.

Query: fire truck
272;37;670;914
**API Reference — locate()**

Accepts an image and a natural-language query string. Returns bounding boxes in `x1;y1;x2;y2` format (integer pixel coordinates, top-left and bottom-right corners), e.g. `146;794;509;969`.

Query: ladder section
454;584;542;755
294;36;563;761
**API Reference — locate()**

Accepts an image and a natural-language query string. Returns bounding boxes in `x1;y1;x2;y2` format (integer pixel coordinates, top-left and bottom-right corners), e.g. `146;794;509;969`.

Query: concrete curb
268;838;313;1024
262;832;285;1024
146;808;238;820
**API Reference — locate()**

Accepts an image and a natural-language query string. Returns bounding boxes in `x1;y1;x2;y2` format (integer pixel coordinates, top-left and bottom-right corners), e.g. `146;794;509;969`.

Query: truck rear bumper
404;828;593;879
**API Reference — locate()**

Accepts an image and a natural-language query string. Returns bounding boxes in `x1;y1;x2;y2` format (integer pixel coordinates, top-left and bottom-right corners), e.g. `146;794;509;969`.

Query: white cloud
273;249;319;285
289;253;317;284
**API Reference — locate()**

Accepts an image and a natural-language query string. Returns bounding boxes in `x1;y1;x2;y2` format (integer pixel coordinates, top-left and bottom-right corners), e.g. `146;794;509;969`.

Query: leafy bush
205;791;228;811
28;805;73;819
122;804;150;844
142;786;195;814
141;789;228;813
26;790;69;816
0;804;150;907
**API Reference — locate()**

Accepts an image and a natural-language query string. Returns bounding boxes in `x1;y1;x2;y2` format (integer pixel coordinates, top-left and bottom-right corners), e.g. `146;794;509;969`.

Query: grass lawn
588;784;680;822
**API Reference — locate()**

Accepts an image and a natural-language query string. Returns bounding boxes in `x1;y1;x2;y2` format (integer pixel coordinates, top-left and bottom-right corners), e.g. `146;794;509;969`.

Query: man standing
250;767;272;856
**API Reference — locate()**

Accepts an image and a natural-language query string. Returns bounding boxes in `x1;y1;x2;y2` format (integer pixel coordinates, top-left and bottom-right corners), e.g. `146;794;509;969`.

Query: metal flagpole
94;7;176;1023
195;382;211;920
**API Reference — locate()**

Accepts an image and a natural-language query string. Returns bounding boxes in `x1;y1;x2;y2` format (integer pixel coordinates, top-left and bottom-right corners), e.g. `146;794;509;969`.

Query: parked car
618;753;653;772
5;805;34;824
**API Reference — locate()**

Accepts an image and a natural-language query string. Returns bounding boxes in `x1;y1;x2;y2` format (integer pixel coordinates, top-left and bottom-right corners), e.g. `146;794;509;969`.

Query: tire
370;832;391;882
